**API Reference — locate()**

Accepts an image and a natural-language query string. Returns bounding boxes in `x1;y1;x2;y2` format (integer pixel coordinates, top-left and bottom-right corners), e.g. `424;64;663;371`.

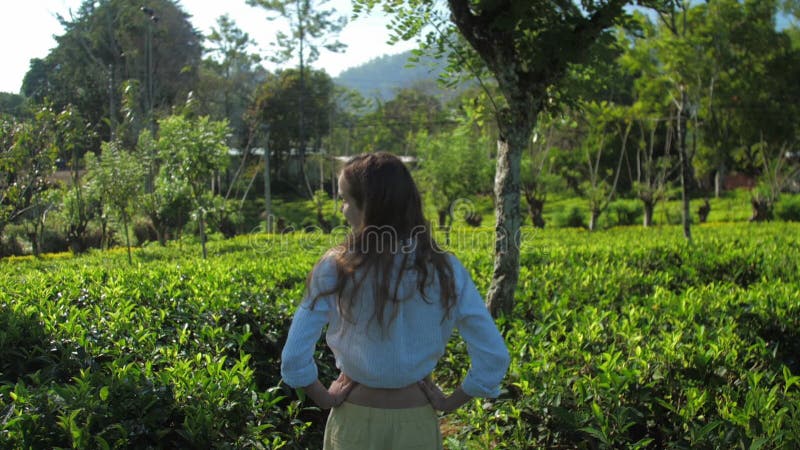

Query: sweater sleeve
452;257;511;398
280;257;336;388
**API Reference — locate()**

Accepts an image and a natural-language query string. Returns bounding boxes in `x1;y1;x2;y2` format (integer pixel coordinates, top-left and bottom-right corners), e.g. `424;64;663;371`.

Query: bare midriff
345;382;430;409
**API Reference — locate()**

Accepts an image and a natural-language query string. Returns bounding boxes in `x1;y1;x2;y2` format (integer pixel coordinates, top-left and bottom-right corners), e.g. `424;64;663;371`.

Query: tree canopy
22;0;202;149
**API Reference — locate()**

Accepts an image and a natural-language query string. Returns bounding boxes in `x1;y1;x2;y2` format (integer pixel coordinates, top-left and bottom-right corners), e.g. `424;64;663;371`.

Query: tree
55;106;98;254
85;142;145;264
198;15;266;148
250;68;335;192
0;93;29;119
617;15;676;226
749;141;800;221
19;189;60;257
630;117;674;226
139;128;193;245
156;115;230;258
328;86;375;157
247;0;347;197
358;0;639;316
372;86;448;154
415;122;492;233
0;111;58;239
22;0;202;149
520;115;565;229
576;102;631;231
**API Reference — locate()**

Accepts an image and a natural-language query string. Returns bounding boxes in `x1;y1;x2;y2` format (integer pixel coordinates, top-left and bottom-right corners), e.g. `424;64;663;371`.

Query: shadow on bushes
736;311;800;375
0;308;81;384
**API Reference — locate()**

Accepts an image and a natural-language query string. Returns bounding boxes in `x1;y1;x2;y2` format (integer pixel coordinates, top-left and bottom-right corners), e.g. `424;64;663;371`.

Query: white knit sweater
280;251;510;398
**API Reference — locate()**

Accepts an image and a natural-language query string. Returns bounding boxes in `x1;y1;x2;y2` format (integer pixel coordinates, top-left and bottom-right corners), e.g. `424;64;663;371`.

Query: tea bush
1;223;799;448
555;206;587;229
607;199;643;227
775;194;800;222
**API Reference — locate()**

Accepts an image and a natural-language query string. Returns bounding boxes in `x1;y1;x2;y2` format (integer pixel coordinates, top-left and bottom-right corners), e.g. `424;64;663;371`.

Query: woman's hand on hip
327;372;358;406
417;377;473;413
302;373;358;409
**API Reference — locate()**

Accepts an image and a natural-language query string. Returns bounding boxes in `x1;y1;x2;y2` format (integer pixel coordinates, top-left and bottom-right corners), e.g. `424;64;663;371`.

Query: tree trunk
264;141;273;233
528;197;545;229
123;217;132;265
199;209;208;259
28;231;40;257
301;160;314;199
486;135;524;318
749;198;771;222
523;189;545;228
589;208;601;232
698;199;711;223
316;210;331;233
643;199;654;227
677;90;692;241
438;209;448;229
443;0;621;318
156;225;166;246
101;218;109;250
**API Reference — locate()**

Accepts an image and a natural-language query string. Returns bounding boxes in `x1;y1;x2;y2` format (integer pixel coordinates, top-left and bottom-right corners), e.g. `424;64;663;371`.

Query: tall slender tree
355;0;643;316
156;115;230;259
200;14;265;146
247;0;347;197
85;142;144;264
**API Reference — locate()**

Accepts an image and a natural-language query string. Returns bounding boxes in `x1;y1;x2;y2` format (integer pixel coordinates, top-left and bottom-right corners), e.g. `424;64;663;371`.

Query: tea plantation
1;223;799;448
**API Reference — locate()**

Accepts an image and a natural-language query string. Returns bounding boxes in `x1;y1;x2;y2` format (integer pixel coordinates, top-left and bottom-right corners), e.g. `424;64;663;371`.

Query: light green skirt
323;402;443;450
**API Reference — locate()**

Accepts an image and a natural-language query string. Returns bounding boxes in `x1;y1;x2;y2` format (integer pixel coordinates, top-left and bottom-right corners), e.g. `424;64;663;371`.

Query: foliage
2;223;799;448
749;142;800;221
85;141;145;263
197;14;266;148
156;114;230;258
0;109;59;236
21;0;202;148
246;0;346;67
371;86;449;154
607;199;644;227
414;123;493;228
521;113;567;229
555;205;587;229
775;194;800;221
58;181;102;253
140;175;193;246
156;115;230;199
251;68;335;166
0;93;29;119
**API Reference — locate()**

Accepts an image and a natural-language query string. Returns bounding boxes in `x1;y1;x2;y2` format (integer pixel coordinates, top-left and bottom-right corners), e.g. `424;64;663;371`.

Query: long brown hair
309;152;457;328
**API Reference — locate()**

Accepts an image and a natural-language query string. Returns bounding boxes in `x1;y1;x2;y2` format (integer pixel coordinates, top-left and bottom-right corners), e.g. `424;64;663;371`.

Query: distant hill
334;50;466;103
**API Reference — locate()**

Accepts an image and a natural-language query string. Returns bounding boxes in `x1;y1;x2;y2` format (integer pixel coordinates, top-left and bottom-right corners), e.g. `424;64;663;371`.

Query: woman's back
286;250;508;398
278;152;509;449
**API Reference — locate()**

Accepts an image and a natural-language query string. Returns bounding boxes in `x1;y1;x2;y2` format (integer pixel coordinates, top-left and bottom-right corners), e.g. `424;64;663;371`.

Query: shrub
607;200;643;226
555;206;586;228
3;223;800;449
133;218;159;245
39;229;69;254
0;234;24;257
775;195;800;222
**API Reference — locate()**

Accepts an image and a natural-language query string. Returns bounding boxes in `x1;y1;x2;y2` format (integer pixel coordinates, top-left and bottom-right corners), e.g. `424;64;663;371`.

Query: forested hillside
334;50;453;101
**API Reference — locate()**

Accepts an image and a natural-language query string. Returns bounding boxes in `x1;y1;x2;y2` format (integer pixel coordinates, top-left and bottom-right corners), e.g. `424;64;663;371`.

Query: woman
281;152;510;449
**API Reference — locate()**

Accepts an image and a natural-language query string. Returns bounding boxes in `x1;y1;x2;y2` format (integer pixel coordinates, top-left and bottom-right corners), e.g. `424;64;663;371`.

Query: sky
0;0;416;94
